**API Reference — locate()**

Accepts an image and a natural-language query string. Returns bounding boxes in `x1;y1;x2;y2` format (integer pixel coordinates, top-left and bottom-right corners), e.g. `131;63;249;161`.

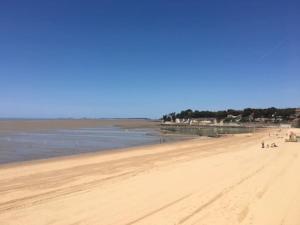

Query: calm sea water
0;127;163;164
0;126;254;165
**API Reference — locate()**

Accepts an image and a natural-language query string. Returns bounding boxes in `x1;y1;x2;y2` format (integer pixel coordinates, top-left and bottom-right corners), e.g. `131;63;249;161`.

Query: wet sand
0;128;300;225
0;119;160;132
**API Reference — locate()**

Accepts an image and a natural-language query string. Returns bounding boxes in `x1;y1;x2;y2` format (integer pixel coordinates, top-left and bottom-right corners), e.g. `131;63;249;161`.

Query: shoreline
0;130;263;174
0;132;200;169
0;128;261;168
0;119;198;165
0;119;253;165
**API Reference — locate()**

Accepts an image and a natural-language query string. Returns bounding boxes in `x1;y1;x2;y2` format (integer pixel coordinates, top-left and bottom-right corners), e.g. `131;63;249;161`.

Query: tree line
162;107;297;122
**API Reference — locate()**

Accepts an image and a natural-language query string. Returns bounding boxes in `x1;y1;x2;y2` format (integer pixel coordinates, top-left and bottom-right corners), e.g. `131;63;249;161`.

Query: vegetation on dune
162;107;297;123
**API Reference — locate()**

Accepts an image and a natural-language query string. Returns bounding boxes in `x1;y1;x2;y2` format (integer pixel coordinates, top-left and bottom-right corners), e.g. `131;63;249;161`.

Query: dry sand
0;128;300;225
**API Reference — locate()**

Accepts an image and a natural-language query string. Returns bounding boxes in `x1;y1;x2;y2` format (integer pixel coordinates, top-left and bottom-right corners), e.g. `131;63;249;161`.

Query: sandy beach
0;128;299;225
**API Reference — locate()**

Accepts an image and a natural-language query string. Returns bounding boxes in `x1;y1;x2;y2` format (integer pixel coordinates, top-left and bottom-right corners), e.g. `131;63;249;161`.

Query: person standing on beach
261;141;265;149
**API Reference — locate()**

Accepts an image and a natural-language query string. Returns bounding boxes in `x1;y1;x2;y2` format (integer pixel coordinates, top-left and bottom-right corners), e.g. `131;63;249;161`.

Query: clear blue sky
0;0;299;118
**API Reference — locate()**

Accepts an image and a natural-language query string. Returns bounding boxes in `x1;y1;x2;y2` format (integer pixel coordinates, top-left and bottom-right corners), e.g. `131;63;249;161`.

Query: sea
0;126;165;164
0;125;253;165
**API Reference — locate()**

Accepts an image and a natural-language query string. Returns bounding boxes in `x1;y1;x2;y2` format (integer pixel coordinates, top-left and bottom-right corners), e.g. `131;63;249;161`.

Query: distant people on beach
261;141;278;149
271;143;278;148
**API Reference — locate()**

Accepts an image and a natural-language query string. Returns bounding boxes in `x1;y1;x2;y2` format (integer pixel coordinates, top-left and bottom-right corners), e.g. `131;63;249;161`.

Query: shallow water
0;127;162;164
161;126;254;137
0;125;255;165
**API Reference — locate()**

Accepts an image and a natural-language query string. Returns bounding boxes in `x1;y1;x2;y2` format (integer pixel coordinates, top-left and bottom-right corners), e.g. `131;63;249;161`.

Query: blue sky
0;0;299;118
